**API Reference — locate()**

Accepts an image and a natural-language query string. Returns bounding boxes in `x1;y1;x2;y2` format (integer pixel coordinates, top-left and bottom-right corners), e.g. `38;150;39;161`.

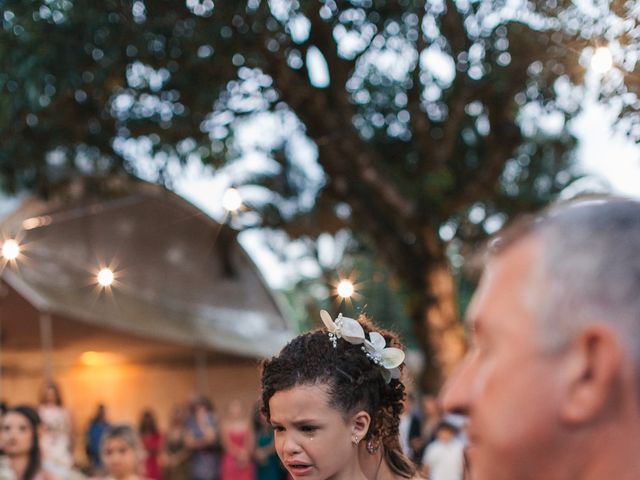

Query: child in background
100;425;146;480
420;422;464;480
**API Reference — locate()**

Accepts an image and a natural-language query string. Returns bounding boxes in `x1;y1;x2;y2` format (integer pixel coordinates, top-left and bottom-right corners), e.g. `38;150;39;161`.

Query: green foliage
1;1;582;201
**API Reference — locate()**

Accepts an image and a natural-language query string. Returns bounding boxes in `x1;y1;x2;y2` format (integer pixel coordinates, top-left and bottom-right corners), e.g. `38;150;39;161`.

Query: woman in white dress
38;381;74;478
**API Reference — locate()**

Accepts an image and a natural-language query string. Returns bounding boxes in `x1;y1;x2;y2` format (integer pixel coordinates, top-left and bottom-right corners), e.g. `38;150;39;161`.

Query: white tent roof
0;178;293;359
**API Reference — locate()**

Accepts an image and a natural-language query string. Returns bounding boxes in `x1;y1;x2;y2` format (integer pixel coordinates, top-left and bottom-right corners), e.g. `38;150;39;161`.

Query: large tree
3;0;629;387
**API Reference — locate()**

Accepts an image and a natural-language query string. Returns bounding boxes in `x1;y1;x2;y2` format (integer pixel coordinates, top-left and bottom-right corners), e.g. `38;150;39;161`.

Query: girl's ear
350;410;371;443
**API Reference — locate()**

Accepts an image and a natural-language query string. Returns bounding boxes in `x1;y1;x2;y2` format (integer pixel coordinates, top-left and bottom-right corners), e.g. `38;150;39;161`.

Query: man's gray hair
493;197;640;365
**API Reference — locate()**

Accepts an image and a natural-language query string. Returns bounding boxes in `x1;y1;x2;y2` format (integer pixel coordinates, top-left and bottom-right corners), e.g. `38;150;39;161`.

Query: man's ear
560;325;623;424
350;410;371;442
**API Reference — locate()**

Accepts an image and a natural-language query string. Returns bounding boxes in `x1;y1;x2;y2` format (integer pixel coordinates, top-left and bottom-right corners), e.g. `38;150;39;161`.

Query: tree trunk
413;257;467;393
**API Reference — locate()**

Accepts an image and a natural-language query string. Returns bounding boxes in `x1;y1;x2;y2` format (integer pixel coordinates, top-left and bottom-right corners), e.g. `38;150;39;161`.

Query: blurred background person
100;425;145;480
38;382;74;478
1;405;46;480
406;392;427;466
85;404;109;474
220;400;254;480
0;401;12;480
251;408;283;480
420;421;465;480
138;411;161;480
160;405;189;480
398;395;414;459
184;397;219;480
415;394;442;463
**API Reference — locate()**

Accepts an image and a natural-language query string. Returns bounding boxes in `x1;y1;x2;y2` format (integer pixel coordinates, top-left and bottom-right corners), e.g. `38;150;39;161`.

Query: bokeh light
222;188;242;213
591;47;613;74
336;279;355;298
97;268;114;287
2;239;20;260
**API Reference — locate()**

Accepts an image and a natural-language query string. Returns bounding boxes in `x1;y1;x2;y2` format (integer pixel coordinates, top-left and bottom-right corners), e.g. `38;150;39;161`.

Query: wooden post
195;349;208;395
39;312;54;380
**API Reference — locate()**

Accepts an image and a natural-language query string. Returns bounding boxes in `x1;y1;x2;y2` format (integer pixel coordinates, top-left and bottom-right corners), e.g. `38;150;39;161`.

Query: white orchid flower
364;331;405;383
320;310;365;345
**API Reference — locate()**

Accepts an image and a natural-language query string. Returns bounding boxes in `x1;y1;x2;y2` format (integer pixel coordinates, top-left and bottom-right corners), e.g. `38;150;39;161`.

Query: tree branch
446;94;521;212
262;27;417;226
303;4;355;104
440;0;472;56
433;75;471;167
408;7;435;169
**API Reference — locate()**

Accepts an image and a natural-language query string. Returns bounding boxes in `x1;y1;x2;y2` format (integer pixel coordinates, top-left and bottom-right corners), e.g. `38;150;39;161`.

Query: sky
571;100;640;197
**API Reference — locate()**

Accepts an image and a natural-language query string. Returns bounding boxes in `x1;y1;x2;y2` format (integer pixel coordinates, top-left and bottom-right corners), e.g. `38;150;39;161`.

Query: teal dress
255;430;285;480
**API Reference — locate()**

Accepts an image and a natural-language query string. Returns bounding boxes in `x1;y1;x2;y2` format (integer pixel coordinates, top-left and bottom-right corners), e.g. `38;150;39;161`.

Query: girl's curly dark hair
260;314;415;478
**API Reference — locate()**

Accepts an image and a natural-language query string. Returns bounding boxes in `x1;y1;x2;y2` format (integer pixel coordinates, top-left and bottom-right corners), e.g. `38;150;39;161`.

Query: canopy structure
0;177;293;372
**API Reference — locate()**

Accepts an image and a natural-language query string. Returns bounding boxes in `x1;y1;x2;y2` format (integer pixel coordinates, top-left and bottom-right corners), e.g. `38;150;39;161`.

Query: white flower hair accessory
363;331;405;383
319;310;405;383
320;309;365;347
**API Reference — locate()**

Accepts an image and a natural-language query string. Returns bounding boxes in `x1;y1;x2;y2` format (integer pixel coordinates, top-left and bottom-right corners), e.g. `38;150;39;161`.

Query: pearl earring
366;440;378;454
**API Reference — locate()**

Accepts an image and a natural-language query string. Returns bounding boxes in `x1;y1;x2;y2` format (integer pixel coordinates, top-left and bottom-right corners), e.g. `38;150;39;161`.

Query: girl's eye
272;426;284;433
300;425;318;433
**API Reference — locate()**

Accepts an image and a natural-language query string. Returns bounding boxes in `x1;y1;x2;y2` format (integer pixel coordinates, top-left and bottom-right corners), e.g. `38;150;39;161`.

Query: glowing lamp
97;268;114;287
80;351;123;366
2;239;20;260
337;279;355;299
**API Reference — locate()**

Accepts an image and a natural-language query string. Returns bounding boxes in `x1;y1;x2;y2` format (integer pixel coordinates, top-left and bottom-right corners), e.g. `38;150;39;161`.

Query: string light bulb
336;279;355;299
591;46;613;74
97;268;114;287
222;188;242;213
2;239;20;260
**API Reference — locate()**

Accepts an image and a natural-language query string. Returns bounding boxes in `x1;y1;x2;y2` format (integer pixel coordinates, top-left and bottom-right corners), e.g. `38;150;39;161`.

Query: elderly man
442;197;640;480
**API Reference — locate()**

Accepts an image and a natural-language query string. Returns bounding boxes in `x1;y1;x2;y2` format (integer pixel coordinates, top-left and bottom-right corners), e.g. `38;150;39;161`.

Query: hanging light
591;46;613;74
80;351;123;367
336;279;355;299
222;188;242;213
2;239;20;260
97;268;115;287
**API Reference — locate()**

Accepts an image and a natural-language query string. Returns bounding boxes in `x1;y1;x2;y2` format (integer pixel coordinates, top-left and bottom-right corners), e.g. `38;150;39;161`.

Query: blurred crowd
0;381;287;480
0;380;467;480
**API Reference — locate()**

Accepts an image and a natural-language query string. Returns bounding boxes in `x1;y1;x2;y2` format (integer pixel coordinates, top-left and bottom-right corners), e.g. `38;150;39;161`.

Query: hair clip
319;310;405;383
363;331;405;383
320;310;365;347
